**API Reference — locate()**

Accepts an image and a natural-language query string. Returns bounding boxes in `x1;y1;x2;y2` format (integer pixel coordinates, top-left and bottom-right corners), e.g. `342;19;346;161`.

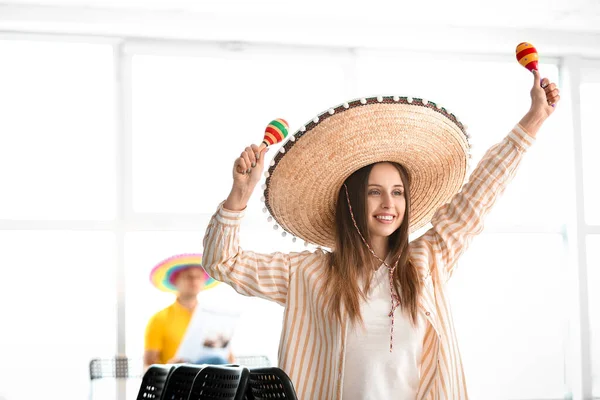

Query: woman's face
365;162;406;240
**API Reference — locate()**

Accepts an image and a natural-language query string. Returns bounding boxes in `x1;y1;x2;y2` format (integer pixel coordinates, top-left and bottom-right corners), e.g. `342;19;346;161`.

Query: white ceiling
2;0;600;32
1;0;599;56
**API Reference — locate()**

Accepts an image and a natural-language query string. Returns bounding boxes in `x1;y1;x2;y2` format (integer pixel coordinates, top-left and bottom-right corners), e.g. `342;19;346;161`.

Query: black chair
188;365;249;400
245;367;298;400
135;364;175;400
159;365;204;400
89;357;142;400
90;357;141;380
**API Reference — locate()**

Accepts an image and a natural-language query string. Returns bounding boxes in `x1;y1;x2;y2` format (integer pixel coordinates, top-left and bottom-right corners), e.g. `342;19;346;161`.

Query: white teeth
376;215;394;221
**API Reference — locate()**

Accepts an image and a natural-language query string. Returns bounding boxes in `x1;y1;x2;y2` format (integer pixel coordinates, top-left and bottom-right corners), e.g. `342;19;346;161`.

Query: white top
342;265;426;400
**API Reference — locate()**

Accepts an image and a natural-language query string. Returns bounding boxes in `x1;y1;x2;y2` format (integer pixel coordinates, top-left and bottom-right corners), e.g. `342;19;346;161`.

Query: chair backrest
188;365;249;400
90;357;141;380
160;365;203;400
135;364;174;400
245;367;298;400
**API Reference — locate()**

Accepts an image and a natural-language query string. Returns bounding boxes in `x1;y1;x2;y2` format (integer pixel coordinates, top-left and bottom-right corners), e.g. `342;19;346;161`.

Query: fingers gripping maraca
234;118;289;177
235;145;260;175
538;73;560;107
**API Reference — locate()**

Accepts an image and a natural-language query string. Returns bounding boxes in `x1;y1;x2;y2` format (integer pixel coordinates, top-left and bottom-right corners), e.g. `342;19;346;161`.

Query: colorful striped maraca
259;118;289;151
239;119;289;174
516;42;539;72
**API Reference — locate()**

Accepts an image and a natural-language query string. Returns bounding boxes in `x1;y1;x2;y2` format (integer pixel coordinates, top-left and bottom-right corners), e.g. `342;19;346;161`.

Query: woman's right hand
223;144;269;211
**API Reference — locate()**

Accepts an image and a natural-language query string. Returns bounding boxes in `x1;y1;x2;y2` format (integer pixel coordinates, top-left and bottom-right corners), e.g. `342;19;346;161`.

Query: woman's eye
368;190;380;195
393;190;404;196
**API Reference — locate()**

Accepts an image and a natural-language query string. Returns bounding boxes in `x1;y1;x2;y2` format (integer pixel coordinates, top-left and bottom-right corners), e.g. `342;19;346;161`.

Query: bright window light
131;50;347;214
450;232;567;399
588;235;600;397
580;83;600;225
0;231;116;400
0;40;116;220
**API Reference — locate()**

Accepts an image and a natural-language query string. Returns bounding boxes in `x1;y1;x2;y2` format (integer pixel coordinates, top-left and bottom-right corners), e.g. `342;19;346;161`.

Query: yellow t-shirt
144;301;192;364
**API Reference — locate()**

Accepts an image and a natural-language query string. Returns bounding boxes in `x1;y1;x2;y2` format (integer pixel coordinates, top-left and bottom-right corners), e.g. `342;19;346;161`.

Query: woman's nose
381;193;393;209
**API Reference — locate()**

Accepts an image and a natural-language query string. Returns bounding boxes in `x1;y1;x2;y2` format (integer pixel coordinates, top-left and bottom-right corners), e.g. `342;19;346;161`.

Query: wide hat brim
149;253;219;293
263;96;470;249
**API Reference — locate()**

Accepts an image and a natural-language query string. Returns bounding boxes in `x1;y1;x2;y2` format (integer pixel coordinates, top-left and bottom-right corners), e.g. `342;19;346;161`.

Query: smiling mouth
374;215;396;223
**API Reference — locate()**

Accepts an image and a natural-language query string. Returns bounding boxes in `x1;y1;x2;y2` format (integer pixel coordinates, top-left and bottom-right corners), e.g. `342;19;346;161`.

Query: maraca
516;42;556;106
516;42;539;72
238;118;289;174
260;118;289;152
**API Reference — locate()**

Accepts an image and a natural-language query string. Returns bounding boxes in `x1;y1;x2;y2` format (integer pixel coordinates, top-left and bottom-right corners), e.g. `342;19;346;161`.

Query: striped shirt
203;125;535;399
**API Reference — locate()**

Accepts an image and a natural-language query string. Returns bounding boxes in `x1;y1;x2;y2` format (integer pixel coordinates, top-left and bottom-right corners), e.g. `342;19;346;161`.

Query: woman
202;70;560;399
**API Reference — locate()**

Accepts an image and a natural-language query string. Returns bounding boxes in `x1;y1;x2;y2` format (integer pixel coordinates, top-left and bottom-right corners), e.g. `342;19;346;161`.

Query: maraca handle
258;141;269;152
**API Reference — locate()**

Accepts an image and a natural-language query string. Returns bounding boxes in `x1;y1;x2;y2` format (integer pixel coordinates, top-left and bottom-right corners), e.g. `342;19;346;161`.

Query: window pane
125;231;283;365
580;83;600;225
449;232;566;399
131;49;348;213
0;231;116;400
0;40;116;220
356;54;567;228
588;235;600;396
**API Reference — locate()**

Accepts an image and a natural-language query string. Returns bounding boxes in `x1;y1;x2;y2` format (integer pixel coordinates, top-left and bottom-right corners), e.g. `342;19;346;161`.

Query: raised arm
202;143;317;306
413;69;560;281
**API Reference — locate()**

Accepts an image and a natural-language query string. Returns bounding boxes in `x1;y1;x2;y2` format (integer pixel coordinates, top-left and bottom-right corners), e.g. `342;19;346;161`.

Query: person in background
143;253;235;370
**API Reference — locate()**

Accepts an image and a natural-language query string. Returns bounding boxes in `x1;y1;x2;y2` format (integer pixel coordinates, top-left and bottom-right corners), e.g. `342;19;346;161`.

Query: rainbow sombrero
149;253;219;293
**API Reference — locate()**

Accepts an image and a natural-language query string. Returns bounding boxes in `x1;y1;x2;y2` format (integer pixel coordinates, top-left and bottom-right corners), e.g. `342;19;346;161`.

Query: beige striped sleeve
202;202;310;306
421;124;535;281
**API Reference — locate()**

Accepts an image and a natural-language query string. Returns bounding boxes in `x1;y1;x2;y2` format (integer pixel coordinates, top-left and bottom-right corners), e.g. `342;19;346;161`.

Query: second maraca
240;118;289;174
260;118;289;152
515;42;539;72
515;41;555;106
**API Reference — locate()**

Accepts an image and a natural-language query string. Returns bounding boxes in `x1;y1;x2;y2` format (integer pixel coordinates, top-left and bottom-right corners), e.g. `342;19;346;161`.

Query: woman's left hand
519;70;560;137
530;69;560;119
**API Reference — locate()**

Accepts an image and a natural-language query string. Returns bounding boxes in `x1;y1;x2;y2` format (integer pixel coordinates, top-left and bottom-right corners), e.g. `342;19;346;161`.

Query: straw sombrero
149;253;219;293
261;96;471;249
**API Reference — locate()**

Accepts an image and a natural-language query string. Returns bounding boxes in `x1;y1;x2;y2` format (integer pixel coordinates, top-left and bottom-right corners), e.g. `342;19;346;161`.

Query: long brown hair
325;162;422;326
